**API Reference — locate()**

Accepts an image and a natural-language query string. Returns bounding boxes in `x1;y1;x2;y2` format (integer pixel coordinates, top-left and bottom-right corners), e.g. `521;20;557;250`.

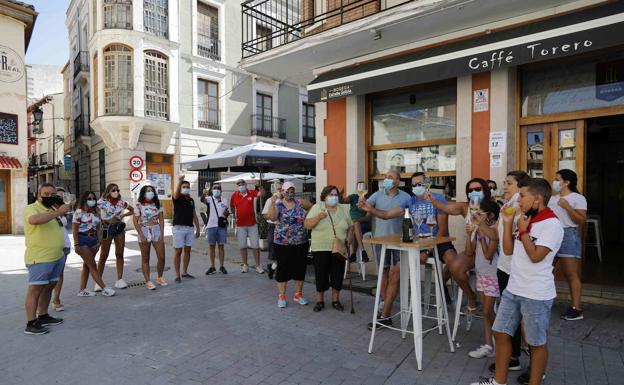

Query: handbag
211;197;228;228
327;207;348;262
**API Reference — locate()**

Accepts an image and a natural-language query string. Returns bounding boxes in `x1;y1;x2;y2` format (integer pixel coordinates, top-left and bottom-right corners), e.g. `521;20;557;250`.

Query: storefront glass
522;48;624;117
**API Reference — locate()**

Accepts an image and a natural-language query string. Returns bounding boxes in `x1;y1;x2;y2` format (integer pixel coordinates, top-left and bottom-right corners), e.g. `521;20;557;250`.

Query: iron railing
302;133;315;143
251;114;286;139
39;153;48;165
29;155;38;167
73;114;91;139
198;33;221;61
242;0;405;58
198;106;220;130
73;51;89;77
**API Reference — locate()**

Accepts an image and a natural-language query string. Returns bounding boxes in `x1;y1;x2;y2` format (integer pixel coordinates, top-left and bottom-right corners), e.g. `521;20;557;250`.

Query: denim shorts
556;227;582;258
141;224;161;243
207;226;228;245
27;254;67;285
104;222;125;238
236;225;259;249
78;234;99;249
375;244;401;268
173;225;195;248
493;289;553;346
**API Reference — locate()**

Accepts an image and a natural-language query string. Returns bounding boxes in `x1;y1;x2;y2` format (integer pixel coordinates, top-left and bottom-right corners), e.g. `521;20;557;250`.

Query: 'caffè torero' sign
0;46;24;83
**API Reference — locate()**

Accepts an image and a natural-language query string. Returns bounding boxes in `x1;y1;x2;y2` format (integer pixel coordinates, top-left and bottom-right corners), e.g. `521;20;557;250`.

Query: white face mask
181;187;190;195
145;191;155;200
87;199;96;208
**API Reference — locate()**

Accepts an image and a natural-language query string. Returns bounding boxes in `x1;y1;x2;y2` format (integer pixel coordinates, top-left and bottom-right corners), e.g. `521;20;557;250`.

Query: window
197;158;219;196
198;79;219;129
144;51;168;119
144;0;168;38
103;0;132;30
368;79;457;194
253;93;273;136
256;24;272;52
93;53;98;117
99;149;106;195
302;103;315;143
197;3;219;60
104;44;133;115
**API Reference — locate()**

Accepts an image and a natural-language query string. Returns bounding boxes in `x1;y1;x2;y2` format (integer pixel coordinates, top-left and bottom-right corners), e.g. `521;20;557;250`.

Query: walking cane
348;259;355;314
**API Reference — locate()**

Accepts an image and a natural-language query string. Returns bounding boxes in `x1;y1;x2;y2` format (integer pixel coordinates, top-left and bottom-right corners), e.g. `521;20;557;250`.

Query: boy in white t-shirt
471;178;563;385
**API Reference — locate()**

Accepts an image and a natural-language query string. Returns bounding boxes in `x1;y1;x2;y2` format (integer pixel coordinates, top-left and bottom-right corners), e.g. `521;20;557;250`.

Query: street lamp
32;107;43;134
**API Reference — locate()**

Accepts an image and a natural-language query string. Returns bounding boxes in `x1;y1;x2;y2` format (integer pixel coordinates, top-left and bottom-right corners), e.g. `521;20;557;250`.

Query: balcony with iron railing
73;51;89;77
197;33;221;61
302;132;316;143
242;0;408;58
73;114;91;140
251;114;286;139
198;106;220;130
39;153;48;166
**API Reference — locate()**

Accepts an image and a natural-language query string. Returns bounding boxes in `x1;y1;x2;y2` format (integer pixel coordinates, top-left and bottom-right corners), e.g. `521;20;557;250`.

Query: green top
347;194;367;221
23;202;64;265
307;203;353;252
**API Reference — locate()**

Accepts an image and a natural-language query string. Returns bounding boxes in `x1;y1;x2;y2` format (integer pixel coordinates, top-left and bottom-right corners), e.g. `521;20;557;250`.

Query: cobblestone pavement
1;228;623;385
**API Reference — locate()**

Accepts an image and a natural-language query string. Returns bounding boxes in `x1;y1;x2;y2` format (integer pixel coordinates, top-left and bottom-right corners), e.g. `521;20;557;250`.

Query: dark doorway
585;115;624;286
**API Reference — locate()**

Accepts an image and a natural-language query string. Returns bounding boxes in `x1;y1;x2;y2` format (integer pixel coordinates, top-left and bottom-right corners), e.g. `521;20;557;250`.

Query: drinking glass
413;208;424;237
426;214;437;237
356;182;368;201
63;193;75;214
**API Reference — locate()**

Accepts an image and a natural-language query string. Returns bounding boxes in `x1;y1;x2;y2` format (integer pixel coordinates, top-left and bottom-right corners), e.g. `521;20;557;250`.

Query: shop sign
596;60;624;101
473;89;489;112
63;155;72;171
0;46;24;83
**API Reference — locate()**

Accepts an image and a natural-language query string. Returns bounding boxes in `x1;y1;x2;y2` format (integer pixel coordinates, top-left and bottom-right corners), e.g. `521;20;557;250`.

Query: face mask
285;192;295;201
326;196;339;207
145;191;155;200
490;189;496;197
238;185;247;193
412;186;426;197
468;190;484;201
382;179;394;190
525;200;539;218
110;191;119;199
552;180;562;193
41;196;56;208
212;189;221;197
87;199;97;208
181;187;190;195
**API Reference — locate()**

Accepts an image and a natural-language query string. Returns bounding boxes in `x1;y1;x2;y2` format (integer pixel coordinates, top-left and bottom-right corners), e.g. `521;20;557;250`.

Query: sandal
332;301;345;312
52;302;65;312
464;304;479;315
313;301;325;312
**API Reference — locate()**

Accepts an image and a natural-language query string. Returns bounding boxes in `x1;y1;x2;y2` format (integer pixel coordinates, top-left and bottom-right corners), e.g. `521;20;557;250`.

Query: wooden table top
363;234;456;249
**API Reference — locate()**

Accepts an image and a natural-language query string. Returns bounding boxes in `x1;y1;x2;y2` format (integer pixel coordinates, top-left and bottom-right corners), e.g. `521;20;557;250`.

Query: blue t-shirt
408;192;448;236
367;189;412;237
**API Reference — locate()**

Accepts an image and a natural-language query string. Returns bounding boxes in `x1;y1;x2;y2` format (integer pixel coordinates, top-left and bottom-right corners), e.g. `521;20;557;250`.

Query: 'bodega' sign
0;46;24;83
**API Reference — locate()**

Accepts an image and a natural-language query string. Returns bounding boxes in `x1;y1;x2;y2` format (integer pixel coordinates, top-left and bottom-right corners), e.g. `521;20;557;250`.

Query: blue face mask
87;199;96;208
145;191;155;200
238;185;247;193
552;180;562;193
326;196;339;207
468;190;484;201
382;178;394;190
412;186;426;197
212;189;221;197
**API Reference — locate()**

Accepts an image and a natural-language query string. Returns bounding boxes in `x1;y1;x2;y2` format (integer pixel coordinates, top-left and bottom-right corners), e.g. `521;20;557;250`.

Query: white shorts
237;225;259;249
173;225;195;248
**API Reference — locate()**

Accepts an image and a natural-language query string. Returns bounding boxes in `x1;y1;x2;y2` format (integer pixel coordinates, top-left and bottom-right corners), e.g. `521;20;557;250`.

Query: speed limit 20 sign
129;155;144;169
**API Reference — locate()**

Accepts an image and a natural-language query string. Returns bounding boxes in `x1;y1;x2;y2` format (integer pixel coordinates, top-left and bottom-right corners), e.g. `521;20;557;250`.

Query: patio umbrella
181;142;316;174
215;172;294;184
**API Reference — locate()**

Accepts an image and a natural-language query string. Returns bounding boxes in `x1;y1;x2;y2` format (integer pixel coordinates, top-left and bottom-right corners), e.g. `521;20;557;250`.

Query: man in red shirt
230;179;265;273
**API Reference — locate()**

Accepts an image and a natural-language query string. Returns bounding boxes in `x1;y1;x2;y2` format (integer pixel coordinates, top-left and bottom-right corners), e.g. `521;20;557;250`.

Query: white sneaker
93;284;102;292
255;265;265;274
77;289;96;297
101;287;116;297
470;378;505;385
271;262;277;270
114;279;128;289
469;344;495;358
240;264;249;273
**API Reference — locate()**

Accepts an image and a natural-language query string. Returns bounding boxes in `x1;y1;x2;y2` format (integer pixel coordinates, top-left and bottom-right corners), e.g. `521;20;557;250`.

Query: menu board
0;113;18;145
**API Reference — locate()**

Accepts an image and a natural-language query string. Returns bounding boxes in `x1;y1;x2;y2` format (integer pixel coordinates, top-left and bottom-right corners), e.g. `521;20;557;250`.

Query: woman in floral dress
133;185;166;290
266;182;310;308
72;191;115;297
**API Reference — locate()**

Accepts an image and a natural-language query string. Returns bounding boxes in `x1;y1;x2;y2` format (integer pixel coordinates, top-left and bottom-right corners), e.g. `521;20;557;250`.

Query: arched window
144;51;168;119
144;0;168;38
103;44;133;115
103;0;132;30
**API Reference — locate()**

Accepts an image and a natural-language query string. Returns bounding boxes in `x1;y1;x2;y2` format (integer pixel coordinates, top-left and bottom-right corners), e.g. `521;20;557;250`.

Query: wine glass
356;182;367;201
63;193;75;214
413;207;424;237
426;213;437;237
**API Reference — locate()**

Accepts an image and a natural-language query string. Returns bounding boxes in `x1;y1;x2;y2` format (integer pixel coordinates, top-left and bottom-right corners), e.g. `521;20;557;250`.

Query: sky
25;0;70;66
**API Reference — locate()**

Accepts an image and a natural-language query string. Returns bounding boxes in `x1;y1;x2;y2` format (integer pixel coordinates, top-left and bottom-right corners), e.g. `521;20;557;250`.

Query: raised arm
173;176;184;200
425;192;466;216
501;210;515;256
358;200;403;219
28;204;70;225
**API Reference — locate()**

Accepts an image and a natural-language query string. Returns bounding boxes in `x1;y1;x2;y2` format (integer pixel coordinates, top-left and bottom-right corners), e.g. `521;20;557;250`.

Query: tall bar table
364;234;456;370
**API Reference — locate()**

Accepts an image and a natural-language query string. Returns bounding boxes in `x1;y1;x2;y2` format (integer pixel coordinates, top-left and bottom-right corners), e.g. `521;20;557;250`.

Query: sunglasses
467;187;483;193
412;183;425;187
111;189;120;192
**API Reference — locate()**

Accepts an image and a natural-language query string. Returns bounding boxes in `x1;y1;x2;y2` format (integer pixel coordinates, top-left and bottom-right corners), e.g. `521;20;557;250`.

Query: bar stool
344;232;375;280
586;215;603;262
451;270;479;342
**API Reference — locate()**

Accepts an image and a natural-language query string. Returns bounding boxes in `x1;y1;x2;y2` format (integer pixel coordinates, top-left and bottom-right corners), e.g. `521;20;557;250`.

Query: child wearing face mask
465;199;501;360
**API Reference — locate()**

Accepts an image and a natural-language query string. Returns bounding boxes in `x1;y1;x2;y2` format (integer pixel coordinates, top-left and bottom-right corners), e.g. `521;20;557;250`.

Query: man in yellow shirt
23;183;72;335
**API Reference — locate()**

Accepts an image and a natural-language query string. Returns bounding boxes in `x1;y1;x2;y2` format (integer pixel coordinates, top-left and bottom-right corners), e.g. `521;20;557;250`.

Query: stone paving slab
1;228;623;385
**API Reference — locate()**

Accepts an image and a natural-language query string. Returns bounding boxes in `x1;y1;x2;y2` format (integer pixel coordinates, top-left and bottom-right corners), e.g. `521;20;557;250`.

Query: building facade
65;0;316;216
25;64;63;103
240;0;624;298
0;0;36;234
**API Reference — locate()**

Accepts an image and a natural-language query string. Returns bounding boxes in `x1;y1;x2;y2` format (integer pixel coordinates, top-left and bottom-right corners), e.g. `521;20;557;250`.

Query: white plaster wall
345;95;365;195
490;67;517;183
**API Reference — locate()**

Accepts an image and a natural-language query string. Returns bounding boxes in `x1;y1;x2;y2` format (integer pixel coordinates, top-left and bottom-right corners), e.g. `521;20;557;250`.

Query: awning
308;2;624;103
0;156;22;169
